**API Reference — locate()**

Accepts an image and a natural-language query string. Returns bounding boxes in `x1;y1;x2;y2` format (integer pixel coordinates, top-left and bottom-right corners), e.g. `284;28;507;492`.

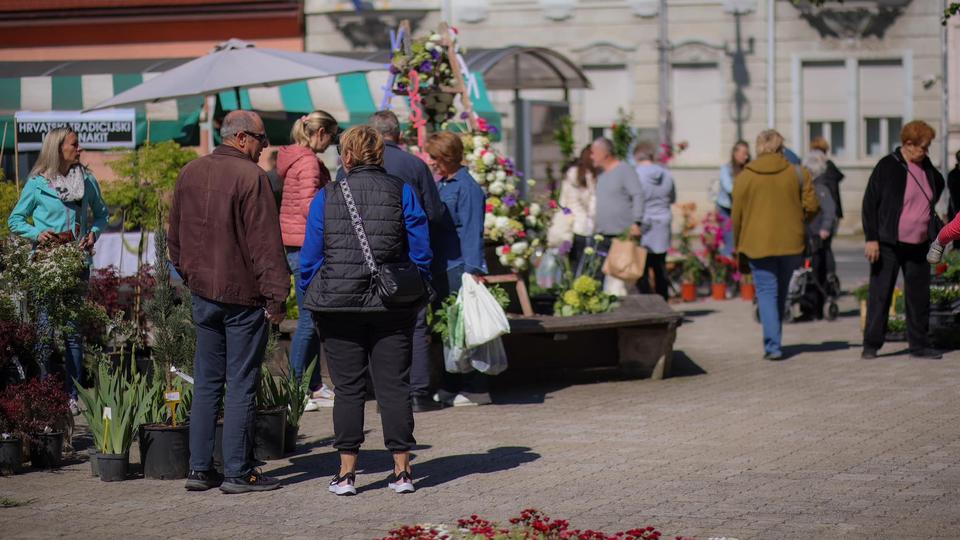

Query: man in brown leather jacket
169;110;290;494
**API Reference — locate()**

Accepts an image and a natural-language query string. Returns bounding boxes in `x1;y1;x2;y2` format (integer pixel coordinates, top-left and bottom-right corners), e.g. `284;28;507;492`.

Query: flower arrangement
463;131;560;272
671;203;704;284
554;275;619;316
377;508;692;540
699;211;733;284
391;30;460;130
657;140;689;165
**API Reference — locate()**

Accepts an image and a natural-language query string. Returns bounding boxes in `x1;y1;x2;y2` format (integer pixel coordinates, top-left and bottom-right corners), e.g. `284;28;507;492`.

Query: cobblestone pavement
3;276;960;539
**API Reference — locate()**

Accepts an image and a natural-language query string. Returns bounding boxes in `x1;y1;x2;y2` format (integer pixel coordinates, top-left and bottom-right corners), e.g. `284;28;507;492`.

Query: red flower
549;200;559;209
501;245;511;254
486;203;495;213
523;207;531;216
517;231;527;239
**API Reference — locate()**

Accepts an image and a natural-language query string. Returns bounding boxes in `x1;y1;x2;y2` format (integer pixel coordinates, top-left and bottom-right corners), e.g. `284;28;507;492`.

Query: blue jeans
35;309;84;400
286;249;322;391
189;294;268;478
716;205;734;257
749;255;802;356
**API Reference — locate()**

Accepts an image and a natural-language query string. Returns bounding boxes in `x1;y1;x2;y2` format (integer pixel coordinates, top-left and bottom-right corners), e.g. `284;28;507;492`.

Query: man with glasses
169;110;290;493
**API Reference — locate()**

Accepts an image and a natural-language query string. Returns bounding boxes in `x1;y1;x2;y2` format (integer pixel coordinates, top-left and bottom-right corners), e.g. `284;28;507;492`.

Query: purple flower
419;60;433;72
396;83;407;92
562;206;572;215
558;240;573;256
597;251;609;258
488;125;499;135
389;64;400;74
431;49;442;60
460;112;470;120
516;171;524;178
503;195;517;208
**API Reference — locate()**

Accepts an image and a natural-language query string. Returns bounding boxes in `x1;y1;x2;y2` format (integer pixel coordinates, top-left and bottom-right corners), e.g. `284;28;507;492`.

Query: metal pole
13;119;19;194
658;0;670;149
767;0;775;129
941;0;950;179
441;0;452;25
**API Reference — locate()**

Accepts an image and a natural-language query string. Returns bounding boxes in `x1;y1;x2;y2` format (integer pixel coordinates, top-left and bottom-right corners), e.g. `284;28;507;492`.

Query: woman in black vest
300;126;432;496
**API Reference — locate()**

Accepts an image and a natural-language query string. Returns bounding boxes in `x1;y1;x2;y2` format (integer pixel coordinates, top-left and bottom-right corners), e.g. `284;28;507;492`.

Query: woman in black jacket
300;126;432;496
861;120;945;360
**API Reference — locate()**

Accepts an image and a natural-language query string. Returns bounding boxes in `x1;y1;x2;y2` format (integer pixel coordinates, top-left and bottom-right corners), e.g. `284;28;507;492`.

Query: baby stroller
754;238;841;323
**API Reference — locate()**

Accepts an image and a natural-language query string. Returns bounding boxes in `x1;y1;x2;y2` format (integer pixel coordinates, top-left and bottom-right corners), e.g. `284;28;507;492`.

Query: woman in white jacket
548;145;598;272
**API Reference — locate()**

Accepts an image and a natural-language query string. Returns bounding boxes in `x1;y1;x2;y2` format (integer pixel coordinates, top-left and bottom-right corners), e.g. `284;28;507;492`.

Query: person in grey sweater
590;137;644;263
592;137;644;236
802;149;839;318
634;141;676;299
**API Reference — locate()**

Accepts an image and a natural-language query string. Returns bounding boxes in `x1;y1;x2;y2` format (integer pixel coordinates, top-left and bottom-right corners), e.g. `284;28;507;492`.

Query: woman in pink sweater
277;110;340;408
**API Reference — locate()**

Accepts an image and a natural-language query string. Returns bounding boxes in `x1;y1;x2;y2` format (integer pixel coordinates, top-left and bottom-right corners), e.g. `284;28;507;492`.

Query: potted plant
0;396;25;475
138;375;192;480
282;358;317;454
708;254;736;300
0;376;71;469
680;254;703;302
739;273;755;301
76;361;151;481
254;347;287;461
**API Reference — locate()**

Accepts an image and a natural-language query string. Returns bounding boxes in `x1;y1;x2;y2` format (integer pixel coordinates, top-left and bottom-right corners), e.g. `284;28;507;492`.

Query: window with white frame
802;61;847;158
671;62;722;163
860;60;904;157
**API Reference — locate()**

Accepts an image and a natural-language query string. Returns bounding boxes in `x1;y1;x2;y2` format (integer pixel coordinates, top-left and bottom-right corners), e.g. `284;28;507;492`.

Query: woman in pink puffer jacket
277;109;340;407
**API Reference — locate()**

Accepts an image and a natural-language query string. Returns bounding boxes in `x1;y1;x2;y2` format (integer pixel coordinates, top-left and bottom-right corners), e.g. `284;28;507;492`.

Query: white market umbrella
87;39;385;110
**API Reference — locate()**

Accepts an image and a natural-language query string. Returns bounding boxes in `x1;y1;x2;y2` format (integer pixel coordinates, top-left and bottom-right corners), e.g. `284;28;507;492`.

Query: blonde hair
755;129;785;155
290;110;338;149
340;125;384;169
30;127;76;179
810;136;830;153
425;131;464;173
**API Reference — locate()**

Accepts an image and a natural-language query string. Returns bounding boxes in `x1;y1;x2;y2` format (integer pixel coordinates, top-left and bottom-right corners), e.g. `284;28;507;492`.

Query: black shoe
412;395;443;413
861;348;878;360
219;469;281;494
185;469;224;491
909;348;942;359
763;351;784;361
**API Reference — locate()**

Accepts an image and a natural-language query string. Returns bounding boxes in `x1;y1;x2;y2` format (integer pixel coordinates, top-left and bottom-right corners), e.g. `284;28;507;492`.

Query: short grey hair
592;137;614;156
633;140;656;161
367;110;401;141
220;110;261;141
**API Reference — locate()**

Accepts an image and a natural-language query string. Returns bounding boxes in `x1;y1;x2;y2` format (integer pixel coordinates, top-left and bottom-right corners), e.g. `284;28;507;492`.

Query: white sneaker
308;396;335;408
433;389;457;406
387;470;415;493
303;400;320;412
451;392;492;407
311;385;335;400
328;472;356;496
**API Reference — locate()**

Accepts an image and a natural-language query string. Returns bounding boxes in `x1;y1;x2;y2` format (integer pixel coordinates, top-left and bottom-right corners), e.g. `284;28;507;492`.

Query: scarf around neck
47;166;85;203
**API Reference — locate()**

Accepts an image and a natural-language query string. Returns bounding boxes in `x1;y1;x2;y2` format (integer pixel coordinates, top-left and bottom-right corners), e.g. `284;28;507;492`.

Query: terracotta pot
681;282;697;302
711;283;727;300
740;282;755;301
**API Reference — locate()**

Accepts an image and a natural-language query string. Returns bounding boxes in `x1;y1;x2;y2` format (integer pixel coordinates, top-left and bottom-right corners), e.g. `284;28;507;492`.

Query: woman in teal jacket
7;127;109;410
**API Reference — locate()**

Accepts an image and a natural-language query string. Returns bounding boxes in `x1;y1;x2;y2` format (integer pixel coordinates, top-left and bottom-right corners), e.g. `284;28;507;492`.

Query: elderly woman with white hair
732;129;819;360
801;149;839;319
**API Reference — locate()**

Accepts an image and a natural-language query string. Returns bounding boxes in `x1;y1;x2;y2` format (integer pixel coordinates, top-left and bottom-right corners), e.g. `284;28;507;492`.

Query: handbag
903;160;944;242
339;178;426;308
601;237;647;283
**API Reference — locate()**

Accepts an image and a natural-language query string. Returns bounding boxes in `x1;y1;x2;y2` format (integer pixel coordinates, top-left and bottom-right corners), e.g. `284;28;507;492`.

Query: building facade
305;0;955;233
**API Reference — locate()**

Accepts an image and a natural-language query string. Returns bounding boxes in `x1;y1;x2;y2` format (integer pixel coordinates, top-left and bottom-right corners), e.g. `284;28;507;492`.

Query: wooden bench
501;294;683;379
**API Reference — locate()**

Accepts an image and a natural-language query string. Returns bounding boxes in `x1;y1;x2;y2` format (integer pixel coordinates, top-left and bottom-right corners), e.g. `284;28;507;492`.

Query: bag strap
338;178;379;276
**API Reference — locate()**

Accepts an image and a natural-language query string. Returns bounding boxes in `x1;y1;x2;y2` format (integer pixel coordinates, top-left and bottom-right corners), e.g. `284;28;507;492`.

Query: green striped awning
218;72;502;139
0;72;202;150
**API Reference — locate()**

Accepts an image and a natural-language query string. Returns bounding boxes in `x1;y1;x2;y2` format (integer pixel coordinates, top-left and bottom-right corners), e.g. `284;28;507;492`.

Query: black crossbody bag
339;178;426;308
900;156;943;243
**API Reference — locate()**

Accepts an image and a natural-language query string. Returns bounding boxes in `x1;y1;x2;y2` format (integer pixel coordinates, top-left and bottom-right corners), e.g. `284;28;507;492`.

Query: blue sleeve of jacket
8;180;41;241
403;183;433;281
299;189;326;295
85;174;110;239
719;163;734;198
459;182;487;275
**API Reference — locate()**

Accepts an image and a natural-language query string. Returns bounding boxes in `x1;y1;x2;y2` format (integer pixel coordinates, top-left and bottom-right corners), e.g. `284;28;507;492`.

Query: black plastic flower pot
212;421;224;475
88;448;99;477
284;422;299;454
254;408;286;461
139;424;190;480
30;432;63;469
0;438;23;475
97;452;129;482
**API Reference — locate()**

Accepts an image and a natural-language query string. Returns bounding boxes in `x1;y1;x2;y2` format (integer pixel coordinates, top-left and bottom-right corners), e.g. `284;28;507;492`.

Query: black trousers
314;310;417;453
637;251;668;300
863;242;930;352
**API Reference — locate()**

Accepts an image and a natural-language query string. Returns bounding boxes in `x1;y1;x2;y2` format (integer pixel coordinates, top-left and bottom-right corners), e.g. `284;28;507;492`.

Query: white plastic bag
442;290;472;373
444;343;473;373
535;248;563;289
603;275;631;297
469;336;508;375
460;278;511;348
